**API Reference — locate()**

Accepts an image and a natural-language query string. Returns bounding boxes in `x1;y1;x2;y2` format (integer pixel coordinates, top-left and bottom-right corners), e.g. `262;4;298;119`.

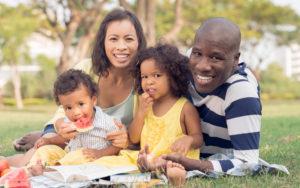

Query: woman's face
105;19;139;69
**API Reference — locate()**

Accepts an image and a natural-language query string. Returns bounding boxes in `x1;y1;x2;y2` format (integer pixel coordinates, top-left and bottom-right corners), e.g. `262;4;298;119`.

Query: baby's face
59;84;97;122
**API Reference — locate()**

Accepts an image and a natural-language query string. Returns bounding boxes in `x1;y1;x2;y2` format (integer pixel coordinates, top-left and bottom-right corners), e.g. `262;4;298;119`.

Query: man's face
189;30;239;94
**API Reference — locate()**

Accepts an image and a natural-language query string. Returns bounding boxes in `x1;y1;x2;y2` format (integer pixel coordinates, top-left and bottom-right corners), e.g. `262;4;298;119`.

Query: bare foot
166;161;186;187
14;131;42;151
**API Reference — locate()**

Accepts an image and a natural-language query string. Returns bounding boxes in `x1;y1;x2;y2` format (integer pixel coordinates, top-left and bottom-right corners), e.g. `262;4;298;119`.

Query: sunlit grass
1;100;300;187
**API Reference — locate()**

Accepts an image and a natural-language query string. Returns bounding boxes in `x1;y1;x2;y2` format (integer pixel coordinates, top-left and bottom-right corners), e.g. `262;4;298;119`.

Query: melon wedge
74;116;93;133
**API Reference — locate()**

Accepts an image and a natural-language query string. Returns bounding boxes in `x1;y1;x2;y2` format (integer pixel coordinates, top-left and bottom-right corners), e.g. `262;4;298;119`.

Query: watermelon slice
4;178;31;188
0;168;31;188
74;116;93;133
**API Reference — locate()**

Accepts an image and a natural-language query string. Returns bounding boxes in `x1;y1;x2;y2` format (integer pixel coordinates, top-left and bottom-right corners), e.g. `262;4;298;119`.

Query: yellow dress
89;97;199;168
28;97;199;168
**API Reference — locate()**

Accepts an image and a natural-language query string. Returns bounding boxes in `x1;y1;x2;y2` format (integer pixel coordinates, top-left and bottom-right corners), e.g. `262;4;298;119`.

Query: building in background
284;44;300;81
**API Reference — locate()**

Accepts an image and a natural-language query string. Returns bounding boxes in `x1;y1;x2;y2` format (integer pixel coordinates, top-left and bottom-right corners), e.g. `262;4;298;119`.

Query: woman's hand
56;118;80;140
106;120;129;149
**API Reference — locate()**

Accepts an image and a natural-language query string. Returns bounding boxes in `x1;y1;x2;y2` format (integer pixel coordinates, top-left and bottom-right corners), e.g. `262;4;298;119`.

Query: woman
8;9;146;166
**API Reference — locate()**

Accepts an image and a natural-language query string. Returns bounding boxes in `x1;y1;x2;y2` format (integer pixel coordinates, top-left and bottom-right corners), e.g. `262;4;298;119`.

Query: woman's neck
106;67;133;85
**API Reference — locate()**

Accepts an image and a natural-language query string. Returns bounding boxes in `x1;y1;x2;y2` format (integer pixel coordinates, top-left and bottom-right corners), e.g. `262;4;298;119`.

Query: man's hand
170;136;193;156
137;144;167;172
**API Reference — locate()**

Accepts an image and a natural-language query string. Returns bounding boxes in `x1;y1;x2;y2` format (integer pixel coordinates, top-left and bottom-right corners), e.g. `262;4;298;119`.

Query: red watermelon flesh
4;178;31;188
74;116;93;132
0;168;31;187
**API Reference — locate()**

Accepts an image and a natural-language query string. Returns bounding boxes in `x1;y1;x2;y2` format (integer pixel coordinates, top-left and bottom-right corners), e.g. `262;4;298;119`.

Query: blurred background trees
1;0;300;108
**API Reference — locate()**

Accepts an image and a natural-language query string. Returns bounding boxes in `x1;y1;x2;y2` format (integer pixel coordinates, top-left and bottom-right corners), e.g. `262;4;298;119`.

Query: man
138;17;261;173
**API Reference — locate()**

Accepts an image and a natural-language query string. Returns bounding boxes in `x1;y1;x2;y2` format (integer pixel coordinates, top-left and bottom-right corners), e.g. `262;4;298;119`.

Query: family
5;8;261;187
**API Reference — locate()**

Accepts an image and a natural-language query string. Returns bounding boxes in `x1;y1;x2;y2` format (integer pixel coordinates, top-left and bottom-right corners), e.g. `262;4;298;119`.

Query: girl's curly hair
131;44;191;98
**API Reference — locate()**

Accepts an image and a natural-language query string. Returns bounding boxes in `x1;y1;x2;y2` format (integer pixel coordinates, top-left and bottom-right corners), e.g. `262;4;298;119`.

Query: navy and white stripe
188;62;261;172
67;106;119;152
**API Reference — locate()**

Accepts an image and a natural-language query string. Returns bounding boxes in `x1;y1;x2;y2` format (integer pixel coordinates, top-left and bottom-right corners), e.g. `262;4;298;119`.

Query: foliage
4;55;57;99
260;62;300;99
3;98;52;106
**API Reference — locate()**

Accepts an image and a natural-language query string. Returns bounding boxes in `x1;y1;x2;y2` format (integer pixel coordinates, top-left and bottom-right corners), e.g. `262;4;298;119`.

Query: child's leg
58;149;92;165
166;161;186;187
5;132;59;167
27;145;66;167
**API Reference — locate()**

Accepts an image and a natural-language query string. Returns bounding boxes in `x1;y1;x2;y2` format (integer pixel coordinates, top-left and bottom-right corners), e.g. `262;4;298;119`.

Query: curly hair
132;44;191;98
91;9;147;77
54;69;98;105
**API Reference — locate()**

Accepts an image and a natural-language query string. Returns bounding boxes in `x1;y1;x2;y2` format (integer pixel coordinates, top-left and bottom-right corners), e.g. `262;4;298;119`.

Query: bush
3;98;51;106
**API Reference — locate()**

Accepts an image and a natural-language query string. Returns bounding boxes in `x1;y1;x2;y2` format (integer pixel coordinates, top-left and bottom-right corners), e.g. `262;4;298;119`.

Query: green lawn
0;100;300;187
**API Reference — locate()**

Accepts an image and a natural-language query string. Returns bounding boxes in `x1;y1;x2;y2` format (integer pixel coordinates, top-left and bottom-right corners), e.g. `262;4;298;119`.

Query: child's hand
82;148;103;161
170;136;193;156
34;138;51;149
139;92;154;116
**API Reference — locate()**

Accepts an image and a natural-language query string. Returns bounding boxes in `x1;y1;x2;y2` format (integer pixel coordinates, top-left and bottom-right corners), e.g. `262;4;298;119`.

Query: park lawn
0;100;300;187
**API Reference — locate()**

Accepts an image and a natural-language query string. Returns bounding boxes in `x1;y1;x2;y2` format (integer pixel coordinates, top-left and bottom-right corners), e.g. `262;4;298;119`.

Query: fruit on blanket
4;178;31;188
0;159;10;174
0;168;30;186
1;169;12;177
146;154;157;164
74;116;93;132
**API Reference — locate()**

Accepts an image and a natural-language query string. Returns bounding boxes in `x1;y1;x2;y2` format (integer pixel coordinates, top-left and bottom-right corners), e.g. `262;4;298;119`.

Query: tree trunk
11;64;23;109
38;0;107;75
162;0;184;43
146;0;156;46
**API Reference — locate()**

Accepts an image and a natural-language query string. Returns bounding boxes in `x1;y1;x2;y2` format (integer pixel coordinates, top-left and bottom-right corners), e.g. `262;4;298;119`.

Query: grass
1;100;300;187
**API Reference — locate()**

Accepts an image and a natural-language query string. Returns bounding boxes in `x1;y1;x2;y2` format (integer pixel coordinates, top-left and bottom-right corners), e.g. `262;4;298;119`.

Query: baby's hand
34;138;51;149
139;92;154;116
170;136;193;156
82;148;102;161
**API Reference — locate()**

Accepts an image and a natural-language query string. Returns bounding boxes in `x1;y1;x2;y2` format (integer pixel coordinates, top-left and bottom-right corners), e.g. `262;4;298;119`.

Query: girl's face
59;84;97;122
105;19;139;69
140;59;172;101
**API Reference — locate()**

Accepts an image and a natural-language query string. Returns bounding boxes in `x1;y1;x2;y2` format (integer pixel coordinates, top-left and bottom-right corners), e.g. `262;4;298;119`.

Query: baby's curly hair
132;44;191;98
54;69;98;105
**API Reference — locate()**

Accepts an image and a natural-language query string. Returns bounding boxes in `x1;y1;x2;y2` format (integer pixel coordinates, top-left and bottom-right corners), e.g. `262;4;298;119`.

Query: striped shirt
67;106;119;152
187;62;262;172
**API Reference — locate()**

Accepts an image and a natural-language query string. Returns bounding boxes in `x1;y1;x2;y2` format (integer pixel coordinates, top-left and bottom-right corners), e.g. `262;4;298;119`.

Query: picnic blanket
30;153;289;187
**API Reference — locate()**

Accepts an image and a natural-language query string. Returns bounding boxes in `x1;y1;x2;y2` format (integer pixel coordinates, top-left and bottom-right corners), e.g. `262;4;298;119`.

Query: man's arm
162;153;213;172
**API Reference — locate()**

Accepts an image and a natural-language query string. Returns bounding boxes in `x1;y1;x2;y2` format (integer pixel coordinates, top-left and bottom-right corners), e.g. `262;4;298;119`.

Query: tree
119;0;184;46
34;0;108;74
0;4;39;109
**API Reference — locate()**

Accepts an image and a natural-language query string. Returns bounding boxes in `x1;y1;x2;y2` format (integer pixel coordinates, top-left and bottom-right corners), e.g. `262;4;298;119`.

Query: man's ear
234;52;240;67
